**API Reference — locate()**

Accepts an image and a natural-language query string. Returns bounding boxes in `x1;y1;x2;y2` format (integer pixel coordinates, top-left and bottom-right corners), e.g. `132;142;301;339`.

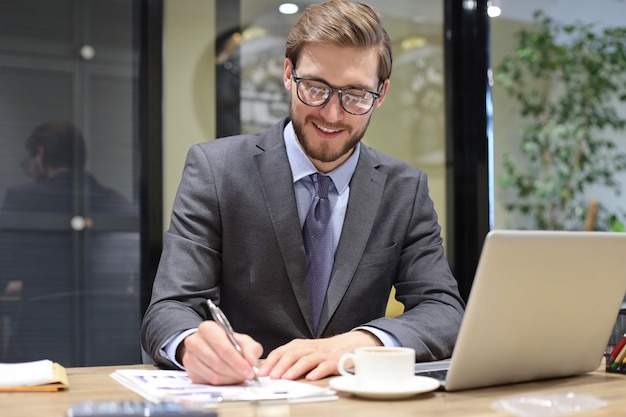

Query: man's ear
374;79;390;109
283;58;293;91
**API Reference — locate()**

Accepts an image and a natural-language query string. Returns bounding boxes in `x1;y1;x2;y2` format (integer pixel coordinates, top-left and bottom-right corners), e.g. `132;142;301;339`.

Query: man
141;0;464;386
2;121;132;214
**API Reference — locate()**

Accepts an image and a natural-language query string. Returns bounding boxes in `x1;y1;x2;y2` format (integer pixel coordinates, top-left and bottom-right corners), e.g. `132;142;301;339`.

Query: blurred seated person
215;27;242;138
2;121;132;214
0;121;135;364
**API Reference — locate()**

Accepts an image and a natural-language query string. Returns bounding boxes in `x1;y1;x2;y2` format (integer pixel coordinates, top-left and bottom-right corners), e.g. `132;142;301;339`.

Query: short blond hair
286;0;392;82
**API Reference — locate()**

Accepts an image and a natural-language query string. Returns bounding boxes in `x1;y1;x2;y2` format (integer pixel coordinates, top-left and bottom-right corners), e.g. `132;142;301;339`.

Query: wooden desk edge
3;361;626;417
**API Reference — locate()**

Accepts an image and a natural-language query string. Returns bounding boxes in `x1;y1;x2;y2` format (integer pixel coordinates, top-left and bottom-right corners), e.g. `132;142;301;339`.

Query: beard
290;106;371;164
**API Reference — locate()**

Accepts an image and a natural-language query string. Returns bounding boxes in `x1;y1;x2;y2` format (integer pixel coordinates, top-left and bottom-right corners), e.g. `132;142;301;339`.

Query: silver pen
207;299;261;385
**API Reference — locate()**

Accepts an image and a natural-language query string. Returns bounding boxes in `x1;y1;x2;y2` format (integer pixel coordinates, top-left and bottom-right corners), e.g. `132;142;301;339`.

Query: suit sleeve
141;144;223;369
364;170;465;361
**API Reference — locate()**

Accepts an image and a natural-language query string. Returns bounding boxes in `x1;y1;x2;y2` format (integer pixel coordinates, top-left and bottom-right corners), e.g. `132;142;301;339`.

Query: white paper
110;369;338;404
0;359;54;387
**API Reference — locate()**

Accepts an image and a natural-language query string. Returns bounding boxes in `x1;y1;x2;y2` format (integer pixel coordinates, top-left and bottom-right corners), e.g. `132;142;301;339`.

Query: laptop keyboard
415;369;448;381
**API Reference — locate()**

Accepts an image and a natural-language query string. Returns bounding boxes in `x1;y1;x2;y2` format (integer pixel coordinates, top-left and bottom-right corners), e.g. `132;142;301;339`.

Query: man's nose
319;91;345;121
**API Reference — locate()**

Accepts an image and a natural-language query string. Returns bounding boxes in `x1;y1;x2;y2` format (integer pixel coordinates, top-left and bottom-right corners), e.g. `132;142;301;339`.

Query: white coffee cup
337;346;415;390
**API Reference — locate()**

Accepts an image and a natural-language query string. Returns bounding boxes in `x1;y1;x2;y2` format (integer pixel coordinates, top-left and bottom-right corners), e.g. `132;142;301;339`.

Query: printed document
110;369;337;404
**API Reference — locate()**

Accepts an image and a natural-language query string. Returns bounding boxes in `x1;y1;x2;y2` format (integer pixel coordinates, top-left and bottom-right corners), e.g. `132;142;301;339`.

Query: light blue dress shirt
283;122;355;250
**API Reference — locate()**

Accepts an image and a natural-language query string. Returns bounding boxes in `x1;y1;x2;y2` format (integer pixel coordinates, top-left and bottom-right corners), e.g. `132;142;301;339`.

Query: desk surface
3;363;626;417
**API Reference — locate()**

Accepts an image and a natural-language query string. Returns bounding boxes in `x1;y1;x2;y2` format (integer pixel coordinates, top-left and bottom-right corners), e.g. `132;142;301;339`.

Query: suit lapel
318;148;386;335
253;123;313;331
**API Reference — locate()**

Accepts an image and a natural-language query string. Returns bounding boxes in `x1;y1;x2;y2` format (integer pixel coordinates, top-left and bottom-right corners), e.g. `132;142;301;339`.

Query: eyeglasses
291;66;381;116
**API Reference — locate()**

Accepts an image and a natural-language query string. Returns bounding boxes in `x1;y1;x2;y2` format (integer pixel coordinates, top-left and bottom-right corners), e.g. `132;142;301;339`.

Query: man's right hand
179;320;263;385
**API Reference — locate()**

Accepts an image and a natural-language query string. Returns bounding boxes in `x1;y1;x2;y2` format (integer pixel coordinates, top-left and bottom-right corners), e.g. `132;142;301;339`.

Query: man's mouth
314;122;343;135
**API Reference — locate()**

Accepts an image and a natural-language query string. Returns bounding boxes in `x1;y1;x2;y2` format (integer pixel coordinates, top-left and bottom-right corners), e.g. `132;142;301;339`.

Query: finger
260;338;325;379
267;346;318;380
200;321;257;378
184;348;234;385
304;359;337;381
258;345;298;379
182;324;262;385
234;332;264;367
256;345;284;376
279;355;319;380
182;331;242;385
279;347;335;380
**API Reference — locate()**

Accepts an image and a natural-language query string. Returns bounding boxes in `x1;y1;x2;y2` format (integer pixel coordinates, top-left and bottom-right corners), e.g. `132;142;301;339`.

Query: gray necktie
303;173;334;334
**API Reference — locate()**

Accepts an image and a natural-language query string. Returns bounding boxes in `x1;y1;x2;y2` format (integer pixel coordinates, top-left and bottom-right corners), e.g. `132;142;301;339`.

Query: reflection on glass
216;28;243;137
4;121;134;215
0;121;139;365
0;0;140;367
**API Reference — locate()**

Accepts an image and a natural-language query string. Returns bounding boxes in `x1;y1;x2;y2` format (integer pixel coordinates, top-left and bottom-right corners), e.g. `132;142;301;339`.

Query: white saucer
328;376;440;400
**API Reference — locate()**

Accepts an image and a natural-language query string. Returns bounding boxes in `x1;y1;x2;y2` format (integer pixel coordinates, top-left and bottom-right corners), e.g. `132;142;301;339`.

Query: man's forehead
295;44;380;85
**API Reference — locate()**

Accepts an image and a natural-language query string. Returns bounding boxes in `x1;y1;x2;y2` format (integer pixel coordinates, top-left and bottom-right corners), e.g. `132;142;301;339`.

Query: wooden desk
3;364;626;417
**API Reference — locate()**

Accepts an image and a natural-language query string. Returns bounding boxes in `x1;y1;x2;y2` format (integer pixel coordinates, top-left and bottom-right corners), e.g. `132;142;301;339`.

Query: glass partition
163;0;447;316
490;1;626;231
0;0;141;366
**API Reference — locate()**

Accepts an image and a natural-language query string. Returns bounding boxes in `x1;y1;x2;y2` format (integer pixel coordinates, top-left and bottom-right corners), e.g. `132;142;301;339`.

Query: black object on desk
66;401;218;417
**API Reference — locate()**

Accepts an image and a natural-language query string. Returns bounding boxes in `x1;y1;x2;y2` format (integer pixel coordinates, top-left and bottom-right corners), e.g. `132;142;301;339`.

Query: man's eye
345;90;372;101
307;85;329;99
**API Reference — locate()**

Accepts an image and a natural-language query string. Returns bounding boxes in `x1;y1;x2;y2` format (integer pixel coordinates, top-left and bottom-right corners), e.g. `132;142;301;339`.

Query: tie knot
311;174;331;200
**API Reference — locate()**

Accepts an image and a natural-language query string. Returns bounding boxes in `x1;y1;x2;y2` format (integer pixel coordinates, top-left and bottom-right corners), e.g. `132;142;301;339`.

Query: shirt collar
284;121;359;195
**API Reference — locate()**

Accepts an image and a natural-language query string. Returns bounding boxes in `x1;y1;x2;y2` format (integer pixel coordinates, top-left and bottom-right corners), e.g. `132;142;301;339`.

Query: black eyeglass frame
290;66;382;116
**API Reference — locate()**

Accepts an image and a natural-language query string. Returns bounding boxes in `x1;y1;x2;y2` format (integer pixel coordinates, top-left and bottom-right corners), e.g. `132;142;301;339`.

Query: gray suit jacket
141;117;464;369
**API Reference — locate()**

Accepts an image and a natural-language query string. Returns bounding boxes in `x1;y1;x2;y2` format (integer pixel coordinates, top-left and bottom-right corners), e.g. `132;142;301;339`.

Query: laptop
415;229;626;391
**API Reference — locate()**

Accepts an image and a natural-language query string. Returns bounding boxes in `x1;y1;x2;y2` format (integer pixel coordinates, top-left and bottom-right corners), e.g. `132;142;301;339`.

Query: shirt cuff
354;326;402;347
161;328;198;369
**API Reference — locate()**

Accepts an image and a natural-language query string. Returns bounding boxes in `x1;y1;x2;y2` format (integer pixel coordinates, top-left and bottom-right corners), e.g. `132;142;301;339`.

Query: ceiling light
279;3;299;15
487;0;501;17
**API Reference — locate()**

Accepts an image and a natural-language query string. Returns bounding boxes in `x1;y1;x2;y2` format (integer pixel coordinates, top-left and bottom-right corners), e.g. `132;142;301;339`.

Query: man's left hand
256;330;382;381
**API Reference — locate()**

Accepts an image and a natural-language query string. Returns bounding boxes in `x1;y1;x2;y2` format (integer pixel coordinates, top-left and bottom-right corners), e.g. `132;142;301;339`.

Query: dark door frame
444;0;491;302
139;0;164;315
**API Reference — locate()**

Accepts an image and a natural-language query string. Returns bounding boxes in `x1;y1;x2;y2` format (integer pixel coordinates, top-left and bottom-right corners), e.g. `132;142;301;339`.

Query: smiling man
141;0;464;386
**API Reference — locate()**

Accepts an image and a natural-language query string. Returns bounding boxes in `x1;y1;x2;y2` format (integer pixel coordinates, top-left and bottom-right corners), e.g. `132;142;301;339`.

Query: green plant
496;10;626;230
